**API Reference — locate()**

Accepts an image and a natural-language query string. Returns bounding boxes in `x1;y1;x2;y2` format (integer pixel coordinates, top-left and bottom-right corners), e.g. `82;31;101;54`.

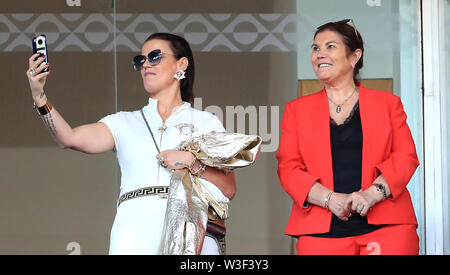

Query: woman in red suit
276;19;420;255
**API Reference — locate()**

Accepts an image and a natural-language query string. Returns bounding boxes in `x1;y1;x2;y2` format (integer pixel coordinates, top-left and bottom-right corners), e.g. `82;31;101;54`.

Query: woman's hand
27;53;50;101
327;192;353;221
156;150;195;171
347;186;384;217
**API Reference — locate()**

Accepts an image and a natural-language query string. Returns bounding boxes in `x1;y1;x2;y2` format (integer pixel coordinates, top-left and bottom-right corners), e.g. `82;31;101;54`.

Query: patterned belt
117;185;226;254
117;186;169;207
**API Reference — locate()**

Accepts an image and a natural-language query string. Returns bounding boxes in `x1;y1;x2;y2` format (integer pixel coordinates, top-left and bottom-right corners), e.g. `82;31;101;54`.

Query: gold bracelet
188;154;197;169
196;164;206;178
189;163;206;177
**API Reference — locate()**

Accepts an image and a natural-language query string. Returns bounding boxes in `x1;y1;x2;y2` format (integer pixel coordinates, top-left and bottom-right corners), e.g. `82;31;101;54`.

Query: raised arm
27;53;114;154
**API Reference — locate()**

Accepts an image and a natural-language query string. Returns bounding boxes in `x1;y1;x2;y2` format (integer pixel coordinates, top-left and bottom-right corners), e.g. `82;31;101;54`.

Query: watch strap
375;184;387;199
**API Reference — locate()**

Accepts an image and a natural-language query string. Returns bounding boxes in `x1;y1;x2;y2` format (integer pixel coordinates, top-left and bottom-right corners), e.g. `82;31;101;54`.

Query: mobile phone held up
32;34;49;73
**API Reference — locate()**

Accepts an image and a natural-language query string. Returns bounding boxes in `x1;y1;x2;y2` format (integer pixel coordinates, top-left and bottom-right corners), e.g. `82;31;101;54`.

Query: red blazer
276;84;419;236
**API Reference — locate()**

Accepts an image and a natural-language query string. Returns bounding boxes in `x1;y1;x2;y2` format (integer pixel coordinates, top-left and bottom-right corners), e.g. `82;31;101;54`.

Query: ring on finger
29;68;35;76
157;156;165;165
357;205;363;212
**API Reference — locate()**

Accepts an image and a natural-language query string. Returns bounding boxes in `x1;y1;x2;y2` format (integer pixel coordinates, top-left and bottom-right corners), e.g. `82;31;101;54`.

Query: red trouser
296;224;419;255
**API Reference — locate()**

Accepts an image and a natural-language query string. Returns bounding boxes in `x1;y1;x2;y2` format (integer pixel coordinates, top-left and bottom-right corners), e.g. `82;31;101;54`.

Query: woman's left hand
156;150;195;171
347;186;384;217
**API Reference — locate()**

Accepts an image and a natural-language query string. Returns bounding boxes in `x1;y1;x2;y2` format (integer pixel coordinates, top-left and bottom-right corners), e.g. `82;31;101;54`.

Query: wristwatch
374;183;387;199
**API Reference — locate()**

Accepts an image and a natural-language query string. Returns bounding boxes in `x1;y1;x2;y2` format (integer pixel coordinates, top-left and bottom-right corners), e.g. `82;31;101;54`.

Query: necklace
326;87;358;113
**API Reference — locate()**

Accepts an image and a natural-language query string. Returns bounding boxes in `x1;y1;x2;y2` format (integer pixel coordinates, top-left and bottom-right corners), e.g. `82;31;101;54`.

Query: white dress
99;98;229;255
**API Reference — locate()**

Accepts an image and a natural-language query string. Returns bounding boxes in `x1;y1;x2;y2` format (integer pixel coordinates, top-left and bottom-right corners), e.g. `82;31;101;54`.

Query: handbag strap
140;109;160;153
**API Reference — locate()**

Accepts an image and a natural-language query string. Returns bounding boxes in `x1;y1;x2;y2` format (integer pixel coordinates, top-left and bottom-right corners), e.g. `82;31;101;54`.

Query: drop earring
173;69;186;81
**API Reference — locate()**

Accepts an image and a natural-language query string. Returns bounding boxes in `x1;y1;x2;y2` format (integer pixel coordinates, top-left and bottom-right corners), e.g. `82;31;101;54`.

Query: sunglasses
132;49;175;71
317;19;360;41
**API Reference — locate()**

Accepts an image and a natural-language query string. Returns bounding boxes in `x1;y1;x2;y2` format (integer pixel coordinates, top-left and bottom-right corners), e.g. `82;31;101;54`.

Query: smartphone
32;34;49;73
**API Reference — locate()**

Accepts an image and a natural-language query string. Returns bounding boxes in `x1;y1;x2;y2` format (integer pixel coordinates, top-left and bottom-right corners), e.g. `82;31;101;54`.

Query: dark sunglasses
317;19;360;41
133;49;171;71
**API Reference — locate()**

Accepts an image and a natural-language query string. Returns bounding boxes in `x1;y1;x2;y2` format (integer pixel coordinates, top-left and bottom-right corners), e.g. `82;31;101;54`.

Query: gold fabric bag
158;131;262;255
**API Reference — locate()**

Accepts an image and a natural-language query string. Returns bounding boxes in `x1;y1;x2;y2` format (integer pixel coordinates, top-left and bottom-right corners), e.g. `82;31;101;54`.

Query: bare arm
193;160;237;200
27;53;115;154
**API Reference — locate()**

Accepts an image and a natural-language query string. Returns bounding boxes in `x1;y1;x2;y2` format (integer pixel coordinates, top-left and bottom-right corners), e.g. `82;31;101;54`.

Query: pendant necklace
327;86;358;114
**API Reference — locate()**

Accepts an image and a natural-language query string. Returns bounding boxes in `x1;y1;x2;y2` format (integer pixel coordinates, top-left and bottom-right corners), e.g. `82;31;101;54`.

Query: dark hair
144;33;195;103
314;20;364;83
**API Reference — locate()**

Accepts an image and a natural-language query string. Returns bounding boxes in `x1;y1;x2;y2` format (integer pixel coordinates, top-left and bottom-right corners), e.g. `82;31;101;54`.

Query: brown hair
314;20;364;83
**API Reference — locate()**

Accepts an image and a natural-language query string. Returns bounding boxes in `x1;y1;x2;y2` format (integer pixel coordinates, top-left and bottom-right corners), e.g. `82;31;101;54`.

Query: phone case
32;34;49;72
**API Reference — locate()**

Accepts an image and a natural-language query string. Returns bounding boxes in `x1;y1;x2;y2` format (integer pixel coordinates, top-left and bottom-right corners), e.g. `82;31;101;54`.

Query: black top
307;102;384;238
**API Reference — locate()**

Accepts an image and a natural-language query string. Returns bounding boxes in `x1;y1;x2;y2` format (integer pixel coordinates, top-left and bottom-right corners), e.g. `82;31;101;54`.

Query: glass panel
1;0;431;255
397;0;424;255
297;0;424;253
115;0;297;254
0;1;117;254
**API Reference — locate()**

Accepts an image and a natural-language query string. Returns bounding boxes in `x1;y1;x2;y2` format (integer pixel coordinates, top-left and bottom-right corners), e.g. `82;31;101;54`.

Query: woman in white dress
26;33;236;255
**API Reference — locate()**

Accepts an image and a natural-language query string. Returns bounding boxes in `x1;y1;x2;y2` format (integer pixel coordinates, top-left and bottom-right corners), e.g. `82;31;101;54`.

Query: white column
440;0;449;256
422;0;447;255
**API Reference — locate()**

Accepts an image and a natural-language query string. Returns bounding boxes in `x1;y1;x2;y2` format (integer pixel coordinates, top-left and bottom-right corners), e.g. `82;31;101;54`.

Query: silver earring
173;69;186;81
